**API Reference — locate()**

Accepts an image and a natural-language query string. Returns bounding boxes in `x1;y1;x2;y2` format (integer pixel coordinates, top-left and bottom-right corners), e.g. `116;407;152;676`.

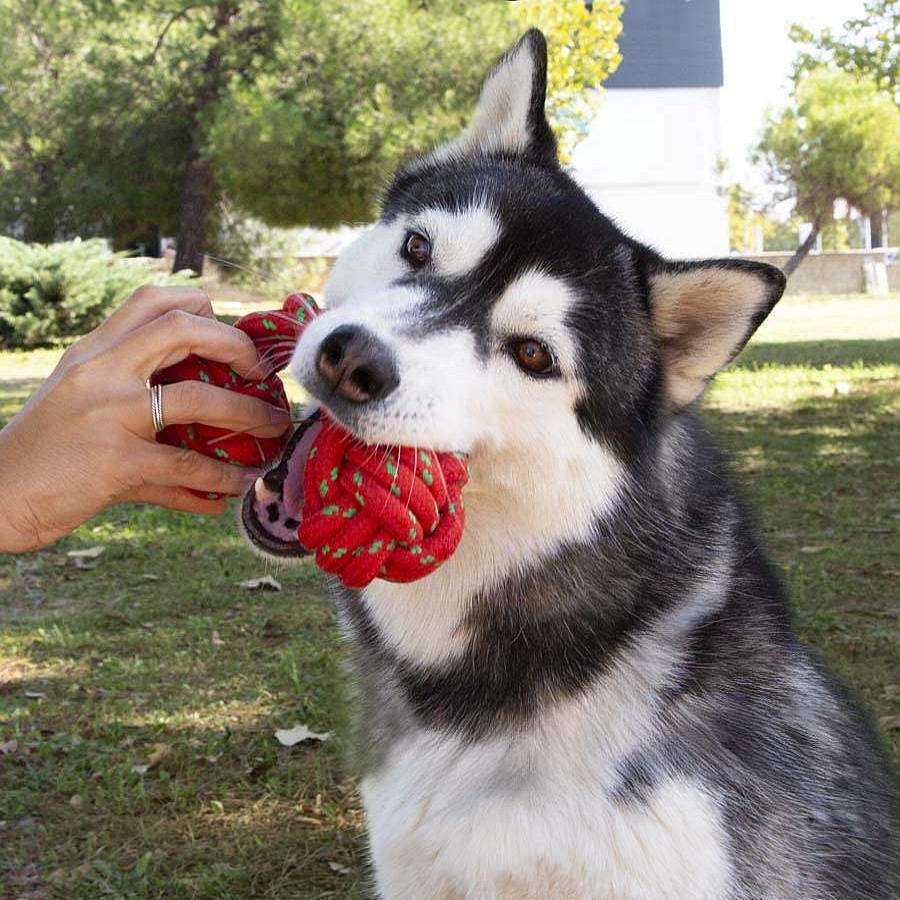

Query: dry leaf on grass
878;715;900;732
211;630;225;646
0;739;18;755
328;862;351;875
24;691;45;700
274;724;331;747
146;743;172;768
66;546;106;559
239;575;283;591
67;546;106;569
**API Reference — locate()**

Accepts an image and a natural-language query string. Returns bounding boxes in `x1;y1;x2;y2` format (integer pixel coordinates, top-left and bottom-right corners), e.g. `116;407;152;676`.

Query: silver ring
149;383;165;433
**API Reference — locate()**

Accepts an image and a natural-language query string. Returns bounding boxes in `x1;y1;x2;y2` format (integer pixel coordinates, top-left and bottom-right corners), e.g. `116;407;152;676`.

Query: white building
572;0;730;258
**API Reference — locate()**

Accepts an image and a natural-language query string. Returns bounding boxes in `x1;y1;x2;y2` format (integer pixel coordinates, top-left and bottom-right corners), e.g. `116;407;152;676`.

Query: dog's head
243;29;786;560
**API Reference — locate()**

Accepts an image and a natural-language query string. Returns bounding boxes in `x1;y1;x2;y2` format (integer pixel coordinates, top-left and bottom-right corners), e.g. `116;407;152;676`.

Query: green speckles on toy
262;318;277;331
214;447;229;459
199;370;210;384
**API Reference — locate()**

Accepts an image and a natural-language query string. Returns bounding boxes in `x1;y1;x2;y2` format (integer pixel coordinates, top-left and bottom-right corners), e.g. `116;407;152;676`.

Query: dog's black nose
316;325;399;404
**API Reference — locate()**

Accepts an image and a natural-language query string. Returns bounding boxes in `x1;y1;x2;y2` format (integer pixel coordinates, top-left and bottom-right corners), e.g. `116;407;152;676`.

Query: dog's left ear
648;259;787;406
439;28;557;167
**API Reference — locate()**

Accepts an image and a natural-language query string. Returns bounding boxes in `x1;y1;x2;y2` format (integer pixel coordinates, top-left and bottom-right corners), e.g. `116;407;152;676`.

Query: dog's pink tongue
283;417;322;520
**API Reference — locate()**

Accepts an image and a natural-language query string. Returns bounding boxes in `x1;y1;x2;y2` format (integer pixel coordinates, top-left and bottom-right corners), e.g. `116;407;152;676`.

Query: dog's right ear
436;29;557;168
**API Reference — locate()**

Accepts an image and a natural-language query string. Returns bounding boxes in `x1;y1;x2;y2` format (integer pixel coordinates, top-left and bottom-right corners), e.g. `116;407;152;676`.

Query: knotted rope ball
153;294;469;589
151;293;317;498
299;414;468;588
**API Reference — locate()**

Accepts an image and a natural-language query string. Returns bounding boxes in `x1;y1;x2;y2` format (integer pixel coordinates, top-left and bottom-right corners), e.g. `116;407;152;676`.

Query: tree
790;0;899;245
790;0;898;102
755;68;900;276
0;1;624;273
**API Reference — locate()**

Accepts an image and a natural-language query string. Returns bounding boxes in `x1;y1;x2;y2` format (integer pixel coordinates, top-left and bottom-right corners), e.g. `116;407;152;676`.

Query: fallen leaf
879;715;900;732
131;764;149;776
140;622;154;631
66;546;106;560
328;862;351;875
799;545;828;554
140;573;160;581
239;575;282;592
274;724;331;747
211;630;225;646
0;739;18;755
24;691;45;700
68;794;83;809
146;743;172;768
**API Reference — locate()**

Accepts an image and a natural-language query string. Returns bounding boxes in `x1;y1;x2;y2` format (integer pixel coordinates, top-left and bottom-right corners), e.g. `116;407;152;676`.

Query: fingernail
269;406;293;423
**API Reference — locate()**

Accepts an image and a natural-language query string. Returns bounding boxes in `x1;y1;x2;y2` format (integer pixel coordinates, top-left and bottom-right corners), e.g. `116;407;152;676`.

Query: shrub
0;237;188;349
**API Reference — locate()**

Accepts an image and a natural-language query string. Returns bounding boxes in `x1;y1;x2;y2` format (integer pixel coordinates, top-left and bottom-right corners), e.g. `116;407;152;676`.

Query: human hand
0;285;292;552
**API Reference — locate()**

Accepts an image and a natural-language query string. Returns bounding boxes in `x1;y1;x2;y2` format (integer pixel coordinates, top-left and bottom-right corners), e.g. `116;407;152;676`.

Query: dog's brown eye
404;232;431;266
510;339;555;376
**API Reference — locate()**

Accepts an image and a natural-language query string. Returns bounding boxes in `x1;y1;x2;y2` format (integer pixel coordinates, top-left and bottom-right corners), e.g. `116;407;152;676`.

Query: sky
719;0;863;189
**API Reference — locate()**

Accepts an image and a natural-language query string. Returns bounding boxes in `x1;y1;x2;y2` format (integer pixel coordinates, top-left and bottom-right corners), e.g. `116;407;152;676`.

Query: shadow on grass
735;338;900;369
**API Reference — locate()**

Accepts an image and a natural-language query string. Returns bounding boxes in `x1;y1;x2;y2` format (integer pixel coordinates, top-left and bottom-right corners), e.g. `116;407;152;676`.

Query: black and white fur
244;31;898;899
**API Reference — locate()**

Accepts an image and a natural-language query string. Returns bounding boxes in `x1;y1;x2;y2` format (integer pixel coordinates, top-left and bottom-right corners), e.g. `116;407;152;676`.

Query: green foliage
756;68;900;225
510;0;622;158
0;237;186;349
790;0;899;102
209;0;514;228
0;0;624;250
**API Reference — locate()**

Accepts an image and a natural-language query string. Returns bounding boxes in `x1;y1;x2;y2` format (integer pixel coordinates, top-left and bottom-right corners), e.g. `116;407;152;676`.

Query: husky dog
242;30;897;900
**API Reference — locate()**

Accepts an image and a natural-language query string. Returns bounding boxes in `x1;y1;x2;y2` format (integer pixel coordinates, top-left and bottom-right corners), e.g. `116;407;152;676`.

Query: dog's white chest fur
361;724;731;900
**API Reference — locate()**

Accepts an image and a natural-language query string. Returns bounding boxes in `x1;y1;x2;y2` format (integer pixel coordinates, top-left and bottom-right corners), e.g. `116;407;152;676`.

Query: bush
0;237;187;349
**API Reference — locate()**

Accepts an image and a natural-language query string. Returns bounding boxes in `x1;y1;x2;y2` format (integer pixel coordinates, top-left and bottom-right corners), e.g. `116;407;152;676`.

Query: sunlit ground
1;293;898;899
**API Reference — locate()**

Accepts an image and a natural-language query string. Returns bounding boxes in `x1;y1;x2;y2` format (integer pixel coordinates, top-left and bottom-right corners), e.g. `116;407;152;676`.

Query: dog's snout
316;325;399;405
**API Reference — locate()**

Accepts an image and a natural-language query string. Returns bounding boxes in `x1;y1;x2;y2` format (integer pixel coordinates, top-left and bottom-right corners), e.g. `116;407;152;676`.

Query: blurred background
0;3;897;899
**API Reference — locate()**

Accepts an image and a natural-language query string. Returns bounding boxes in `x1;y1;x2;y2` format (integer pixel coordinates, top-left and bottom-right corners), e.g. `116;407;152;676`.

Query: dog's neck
359;435;627;667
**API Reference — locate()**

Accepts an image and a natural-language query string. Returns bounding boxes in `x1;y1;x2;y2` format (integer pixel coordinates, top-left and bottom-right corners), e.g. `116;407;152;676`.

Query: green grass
1;294;898;899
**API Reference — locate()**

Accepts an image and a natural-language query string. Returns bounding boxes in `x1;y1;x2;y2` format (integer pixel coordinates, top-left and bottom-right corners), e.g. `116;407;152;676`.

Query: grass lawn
1;294;898;899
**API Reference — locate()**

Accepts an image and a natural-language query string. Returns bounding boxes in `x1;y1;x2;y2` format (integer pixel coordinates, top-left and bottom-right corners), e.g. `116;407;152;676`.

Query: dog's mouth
240;410;323;558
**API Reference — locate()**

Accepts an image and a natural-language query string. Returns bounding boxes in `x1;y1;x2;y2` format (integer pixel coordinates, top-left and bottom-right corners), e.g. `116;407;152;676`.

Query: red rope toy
152;295;469;589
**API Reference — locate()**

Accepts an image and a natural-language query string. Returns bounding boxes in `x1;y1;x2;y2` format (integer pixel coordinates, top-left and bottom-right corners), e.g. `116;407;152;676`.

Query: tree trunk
172;151;216;274
170;1;236;274
869;211;884;249
783;218;823;278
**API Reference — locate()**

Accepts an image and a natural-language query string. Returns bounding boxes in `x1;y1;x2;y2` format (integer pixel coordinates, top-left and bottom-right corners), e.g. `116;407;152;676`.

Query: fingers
153;381;292;439
120;484;228;516
113;309;261;380
99;286;216;344
141;443;259;496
